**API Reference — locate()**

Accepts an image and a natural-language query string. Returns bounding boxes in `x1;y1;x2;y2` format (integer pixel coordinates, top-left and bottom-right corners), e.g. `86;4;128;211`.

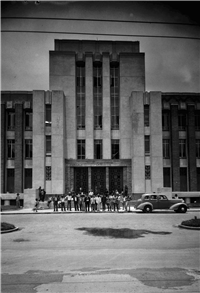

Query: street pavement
1;209;200;293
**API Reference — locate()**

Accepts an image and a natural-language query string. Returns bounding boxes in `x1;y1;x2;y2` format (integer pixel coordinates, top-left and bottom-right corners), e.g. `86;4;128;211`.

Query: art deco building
1;40;200;203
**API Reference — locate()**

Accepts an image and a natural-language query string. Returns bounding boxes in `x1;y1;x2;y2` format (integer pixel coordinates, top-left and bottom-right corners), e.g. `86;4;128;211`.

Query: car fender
136;202;153;211
169;202;187;211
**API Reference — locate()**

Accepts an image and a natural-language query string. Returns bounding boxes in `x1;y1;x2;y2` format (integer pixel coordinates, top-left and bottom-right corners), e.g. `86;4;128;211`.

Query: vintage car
130;193;188;213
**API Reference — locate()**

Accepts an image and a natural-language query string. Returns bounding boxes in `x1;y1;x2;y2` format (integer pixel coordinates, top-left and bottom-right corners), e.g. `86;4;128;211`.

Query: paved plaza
1;210;200;293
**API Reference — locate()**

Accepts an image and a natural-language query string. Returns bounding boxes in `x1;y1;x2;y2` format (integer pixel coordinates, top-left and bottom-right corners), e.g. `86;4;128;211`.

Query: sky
1;1;200;93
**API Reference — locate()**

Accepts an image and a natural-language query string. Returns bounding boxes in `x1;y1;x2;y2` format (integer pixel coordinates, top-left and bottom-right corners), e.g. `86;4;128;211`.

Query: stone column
15;103;23;192
149;92;163;192
1;104;5;193
187;104;197;190
103;53;111;159
85;53;94;159
130;92;145;194
171;104;180;191
52;91;65;194
32;91;45;190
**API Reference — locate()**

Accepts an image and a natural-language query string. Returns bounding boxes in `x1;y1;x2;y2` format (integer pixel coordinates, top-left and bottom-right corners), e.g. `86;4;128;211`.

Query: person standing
61;195;66;212
53;194;58;212
67;192;72;211
34;198;39;212
73;193;79;211
96;194;101;212
16;193;20;209
101;194;107;212
84;194;90;212
90;195;96;212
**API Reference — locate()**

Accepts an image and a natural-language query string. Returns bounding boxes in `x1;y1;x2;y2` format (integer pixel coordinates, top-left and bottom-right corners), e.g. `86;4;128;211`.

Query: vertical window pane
195;111;200;130
46;166;51;181
178;111;187;130
7;111;15;130
94;140;102;159
25;111;32;130
111;139;119;159
7;139;15;159
144;105;149;127
77;140;85;159
25;139;32;159
162;111;170;131
25;169;32;188
76;62;85;129
179;139;187;158
7;169;14;193
180;168;187;191
46;136;51;155
145;136;150;155
145;165;151;179
196;139;200;158
163;139;170;158
111;62;119;130
45;105;51;126
163;168;171;187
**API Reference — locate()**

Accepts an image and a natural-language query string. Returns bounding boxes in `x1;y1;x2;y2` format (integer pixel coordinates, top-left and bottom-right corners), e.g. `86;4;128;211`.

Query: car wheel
143;205;152;213
178;205;187;213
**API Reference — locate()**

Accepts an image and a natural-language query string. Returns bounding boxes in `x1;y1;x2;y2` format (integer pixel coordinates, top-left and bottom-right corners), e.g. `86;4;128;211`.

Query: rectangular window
196;139;200;158
111;62;119;130
178;111;187;130
144;105;150;127
77;140;85;159
45;105;51;126
25;139;32;159
25;169;32;188
111;139;119;159
195;111;200;131
145;165;151;180
179;139;187;158
7;139;15;159
94;62;102;129
46;136;51;155
197;168;200;191
94;140;102;159
46;166;51;181
7;111;15;130
163;167;171;187
162;111;170;131
145;136;150;156
7;169;14;193
25;110;32;130
180;168;187;191
163;139;170;159
76;62;85;129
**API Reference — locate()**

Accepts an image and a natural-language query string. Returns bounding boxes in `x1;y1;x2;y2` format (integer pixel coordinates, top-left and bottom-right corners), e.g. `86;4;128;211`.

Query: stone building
1;40;200;203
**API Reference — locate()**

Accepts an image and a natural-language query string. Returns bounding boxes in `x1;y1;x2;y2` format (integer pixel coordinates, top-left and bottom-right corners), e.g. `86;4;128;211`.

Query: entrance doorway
91;167;106;194
74;167;88;193
109;167;123;193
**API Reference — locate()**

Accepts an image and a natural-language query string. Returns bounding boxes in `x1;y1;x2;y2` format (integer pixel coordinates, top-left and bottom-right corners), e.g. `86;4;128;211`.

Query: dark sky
1;1;200;92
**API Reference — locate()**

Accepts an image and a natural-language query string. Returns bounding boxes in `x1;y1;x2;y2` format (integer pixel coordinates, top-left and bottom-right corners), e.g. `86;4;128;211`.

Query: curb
178;224;200;230
1;227;19;234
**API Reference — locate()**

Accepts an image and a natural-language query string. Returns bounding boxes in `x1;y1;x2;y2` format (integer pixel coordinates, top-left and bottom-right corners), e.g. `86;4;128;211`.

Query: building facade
1;40;200;201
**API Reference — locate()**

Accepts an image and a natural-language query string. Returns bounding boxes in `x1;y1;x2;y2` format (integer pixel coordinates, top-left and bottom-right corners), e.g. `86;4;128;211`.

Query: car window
159;195;167;200
150;195;157;200
144;196;149;200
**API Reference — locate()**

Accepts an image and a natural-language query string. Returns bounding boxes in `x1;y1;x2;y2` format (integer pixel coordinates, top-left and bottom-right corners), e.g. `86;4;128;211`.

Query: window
7;169;14;193
179;139;187;158
94;140;102;159
145;136;150;156
77;140;85;159
197;168;200;191
178;111;187;130
180;168;187;191
196;139;200;158
25;169;32;188
45;105;51;126
145;165;151;179
25;110;32;130
163;139;170;159
162;111;170;131
94;62;102;129
144;105;149;127
46;136;51;155
111;139;119;159
111;62;119;130
163;167;171;187
7;139;15;159
7;111;15;130
25;139;32;159
76;62;85;129
46;166;51;181
195;111;200;131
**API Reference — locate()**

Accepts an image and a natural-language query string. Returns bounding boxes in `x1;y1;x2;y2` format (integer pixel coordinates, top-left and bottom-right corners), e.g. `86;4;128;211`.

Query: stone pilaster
14;103;23;192
171;105;180;191
1;104;5;192
187;104;197;191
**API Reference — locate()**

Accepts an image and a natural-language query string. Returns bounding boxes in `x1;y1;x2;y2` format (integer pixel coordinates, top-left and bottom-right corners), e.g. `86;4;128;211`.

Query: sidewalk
1;207;200;215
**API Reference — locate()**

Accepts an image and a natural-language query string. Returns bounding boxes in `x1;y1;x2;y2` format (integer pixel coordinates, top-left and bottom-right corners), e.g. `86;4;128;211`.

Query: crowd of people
47;188;132;212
